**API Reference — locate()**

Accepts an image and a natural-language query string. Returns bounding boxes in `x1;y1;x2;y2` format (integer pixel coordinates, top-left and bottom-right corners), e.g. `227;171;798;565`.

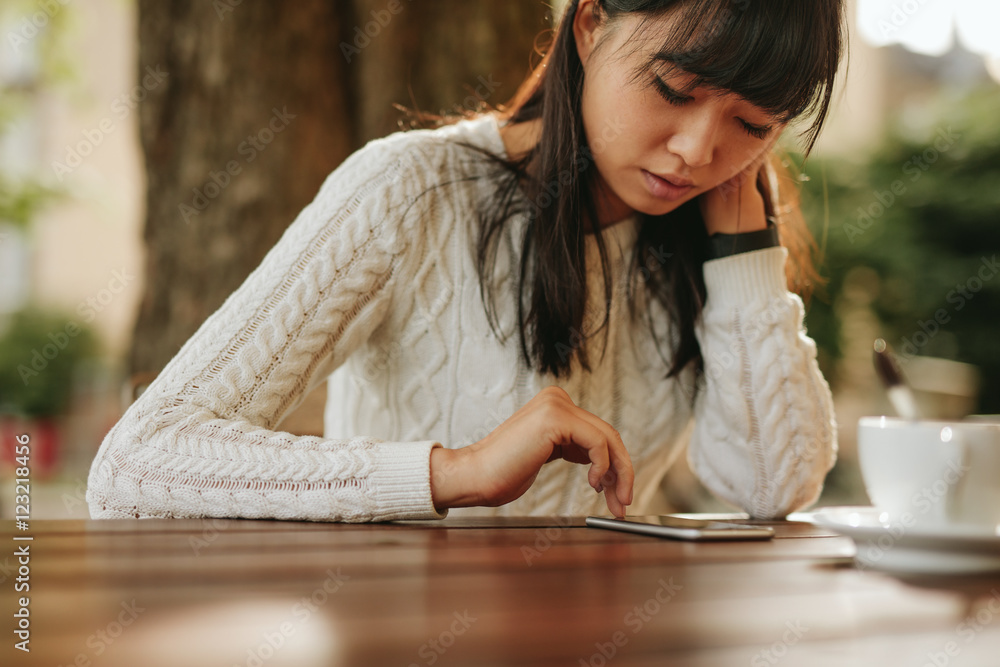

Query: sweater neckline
478;113;640;251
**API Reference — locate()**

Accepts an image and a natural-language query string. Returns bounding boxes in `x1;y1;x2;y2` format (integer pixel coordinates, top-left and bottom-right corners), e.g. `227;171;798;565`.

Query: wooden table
4;515;1000;666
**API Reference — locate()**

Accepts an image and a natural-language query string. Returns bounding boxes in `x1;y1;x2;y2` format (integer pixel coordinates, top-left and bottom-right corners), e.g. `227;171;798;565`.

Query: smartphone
585;514;774;541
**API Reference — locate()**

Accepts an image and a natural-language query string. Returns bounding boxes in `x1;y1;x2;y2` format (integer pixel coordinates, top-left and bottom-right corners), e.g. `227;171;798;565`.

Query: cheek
582;60;665;160
581;72;628;158
717;138;769;179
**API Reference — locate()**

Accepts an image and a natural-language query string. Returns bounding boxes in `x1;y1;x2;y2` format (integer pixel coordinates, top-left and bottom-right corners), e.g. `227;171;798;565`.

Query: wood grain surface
4;516;1000;666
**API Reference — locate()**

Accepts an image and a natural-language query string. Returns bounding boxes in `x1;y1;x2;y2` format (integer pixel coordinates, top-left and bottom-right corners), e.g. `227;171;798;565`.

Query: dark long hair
405;0;845;382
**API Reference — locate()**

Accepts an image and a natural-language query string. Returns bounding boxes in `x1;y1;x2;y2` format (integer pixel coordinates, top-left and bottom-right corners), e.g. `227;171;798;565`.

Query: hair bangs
622;0;843;153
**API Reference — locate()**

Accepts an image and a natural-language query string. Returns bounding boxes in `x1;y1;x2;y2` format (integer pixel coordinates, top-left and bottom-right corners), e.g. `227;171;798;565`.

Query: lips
651;171;694;187
642;169;695;201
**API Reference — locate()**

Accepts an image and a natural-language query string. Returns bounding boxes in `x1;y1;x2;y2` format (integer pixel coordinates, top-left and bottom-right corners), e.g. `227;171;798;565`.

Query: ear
574;0;601;68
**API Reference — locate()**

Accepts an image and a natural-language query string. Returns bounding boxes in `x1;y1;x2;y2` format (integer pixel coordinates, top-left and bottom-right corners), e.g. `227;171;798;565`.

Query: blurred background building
1;0;997;518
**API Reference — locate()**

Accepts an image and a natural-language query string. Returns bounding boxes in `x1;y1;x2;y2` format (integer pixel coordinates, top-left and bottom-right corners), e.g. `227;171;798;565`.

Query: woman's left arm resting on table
688;246;837;519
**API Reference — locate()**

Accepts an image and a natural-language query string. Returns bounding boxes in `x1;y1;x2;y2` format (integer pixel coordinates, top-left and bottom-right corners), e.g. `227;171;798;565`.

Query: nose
665;111;719;169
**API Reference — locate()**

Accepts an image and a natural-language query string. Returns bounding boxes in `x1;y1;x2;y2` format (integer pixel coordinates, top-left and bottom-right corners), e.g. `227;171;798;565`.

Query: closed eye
652;76;693;106
655;75;774;139
739;119;773;140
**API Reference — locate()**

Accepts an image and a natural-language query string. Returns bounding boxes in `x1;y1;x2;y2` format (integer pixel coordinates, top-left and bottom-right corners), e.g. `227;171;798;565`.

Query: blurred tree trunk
349;0;549;142
130;0;356;378
129;1;550;429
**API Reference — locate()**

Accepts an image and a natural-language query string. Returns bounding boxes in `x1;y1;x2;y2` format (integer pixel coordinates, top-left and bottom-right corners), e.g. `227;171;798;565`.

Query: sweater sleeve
86;142;448;522
687;246;837;519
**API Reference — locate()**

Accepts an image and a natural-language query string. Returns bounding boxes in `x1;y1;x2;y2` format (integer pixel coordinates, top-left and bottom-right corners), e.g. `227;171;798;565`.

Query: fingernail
596;483;603;494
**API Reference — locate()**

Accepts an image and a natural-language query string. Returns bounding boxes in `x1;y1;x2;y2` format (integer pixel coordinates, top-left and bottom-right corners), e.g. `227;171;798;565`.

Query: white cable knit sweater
86;113;837;522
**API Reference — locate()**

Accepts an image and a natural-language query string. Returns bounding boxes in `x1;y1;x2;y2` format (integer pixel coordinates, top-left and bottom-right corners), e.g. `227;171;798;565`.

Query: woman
87;0;842;522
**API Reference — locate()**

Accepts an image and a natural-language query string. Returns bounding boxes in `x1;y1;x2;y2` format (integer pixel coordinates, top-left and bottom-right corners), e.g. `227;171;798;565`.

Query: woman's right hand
430;386;634;517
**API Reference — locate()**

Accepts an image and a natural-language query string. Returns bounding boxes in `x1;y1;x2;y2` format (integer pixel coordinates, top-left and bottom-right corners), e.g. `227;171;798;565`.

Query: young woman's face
574;2;787;224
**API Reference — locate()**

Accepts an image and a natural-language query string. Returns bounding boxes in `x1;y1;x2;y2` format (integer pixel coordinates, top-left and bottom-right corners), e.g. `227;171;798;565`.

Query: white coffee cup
857;416;1000;533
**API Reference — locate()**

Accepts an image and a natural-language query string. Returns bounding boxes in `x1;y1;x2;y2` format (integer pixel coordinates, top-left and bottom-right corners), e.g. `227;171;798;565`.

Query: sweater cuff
703;246;789;309
370;440;449;521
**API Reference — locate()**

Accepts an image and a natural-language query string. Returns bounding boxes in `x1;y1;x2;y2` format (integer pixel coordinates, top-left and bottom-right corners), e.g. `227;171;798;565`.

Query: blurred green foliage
0;175;59;231
0;0;75;227
0;309;99;417
0;0;77;85
0;84;61;229
0;2;94;420
800;88;1000;413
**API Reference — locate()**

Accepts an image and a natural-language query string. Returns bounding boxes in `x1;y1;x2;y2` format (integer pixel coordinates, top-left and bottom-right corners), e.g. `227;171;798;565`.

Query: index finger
604;433;634;510
598;467;627;518
572;409;634;511
548;396;635;516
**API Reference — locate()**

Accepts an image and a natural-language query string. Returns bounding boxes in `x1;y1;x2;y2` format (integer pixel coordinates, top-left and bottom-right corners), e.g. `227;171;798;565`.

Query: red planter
2;417;61;479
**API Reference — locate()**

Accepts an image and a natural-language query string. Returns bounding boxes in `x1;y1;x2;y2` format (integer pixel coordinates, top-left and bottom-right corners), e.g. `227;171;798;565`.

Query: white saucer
804;506;1000;575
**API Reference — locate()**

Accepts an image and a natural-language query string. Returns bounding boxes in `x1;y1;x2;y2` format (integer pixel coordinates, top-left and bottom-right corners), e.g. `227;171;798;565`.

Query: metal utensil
873;338;919;420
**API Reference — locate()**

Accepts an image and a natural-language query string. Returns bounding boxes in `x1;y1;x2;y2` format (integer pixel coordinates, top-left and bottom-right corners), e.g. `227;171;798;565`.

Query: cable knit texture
87;113;837;522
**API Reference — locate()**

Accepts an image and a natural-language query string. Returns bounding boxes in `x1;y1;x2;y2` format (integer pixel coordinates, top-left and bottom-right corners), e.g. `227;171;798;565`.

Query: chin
630;194;689;218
